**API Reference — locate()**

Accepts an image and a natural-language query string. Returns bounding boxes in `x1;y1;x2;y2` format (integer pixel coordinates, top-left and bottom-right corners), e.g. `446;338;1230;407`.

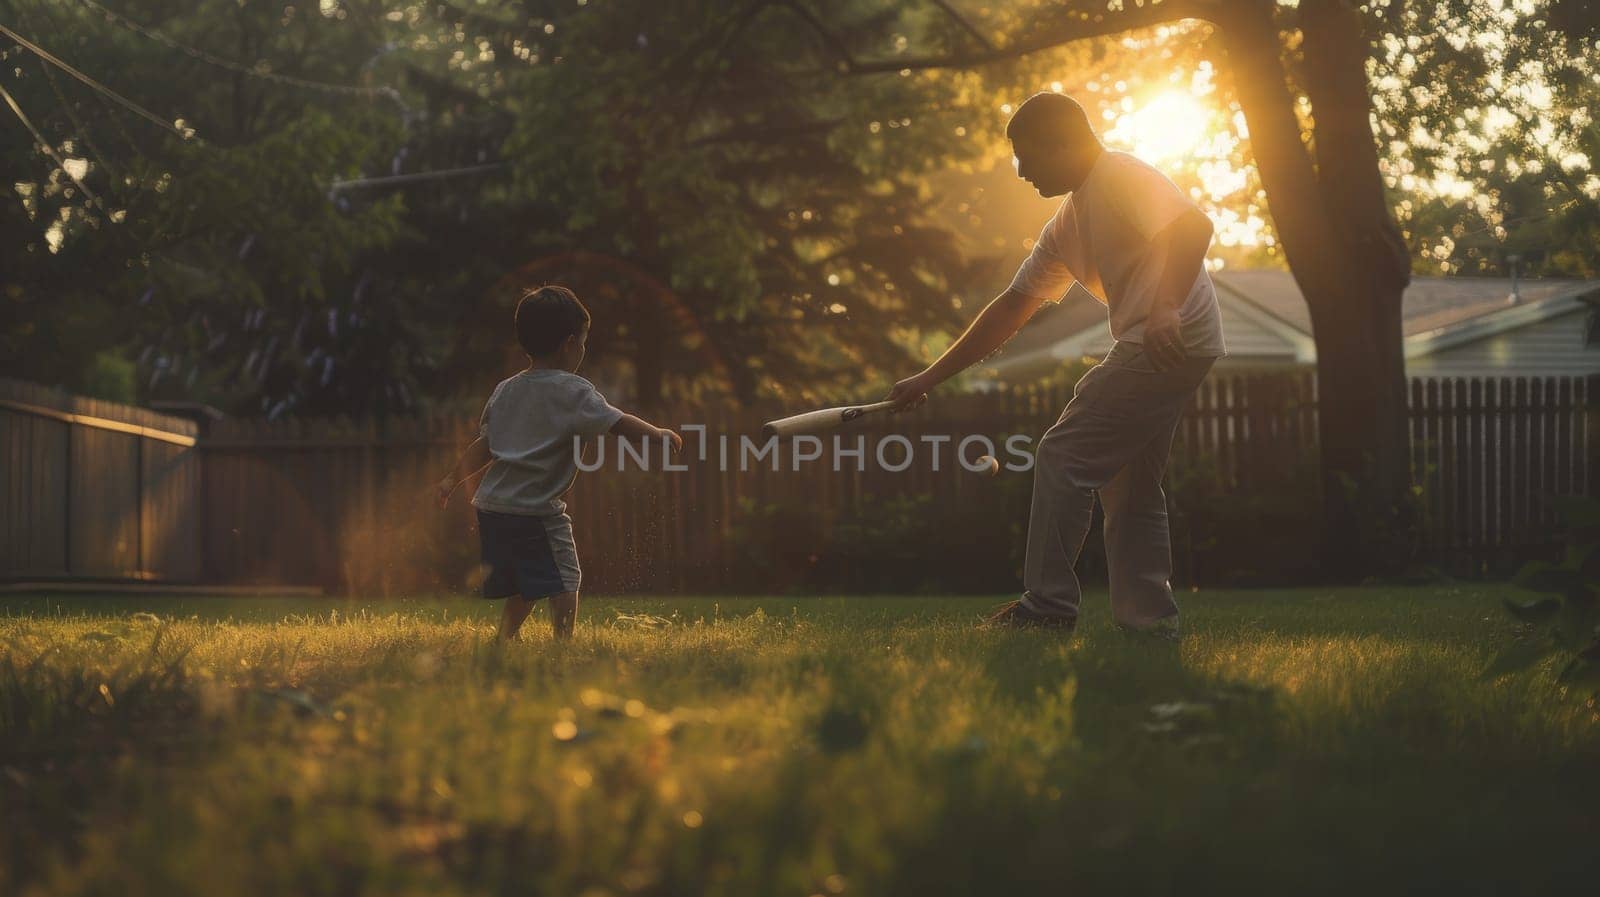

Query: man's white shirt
1008;151;1227;358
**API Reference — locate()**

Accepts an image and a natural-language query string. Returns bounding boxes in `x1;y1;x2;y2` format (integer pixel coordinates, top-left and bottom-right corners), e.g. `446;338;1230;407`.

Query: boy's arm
436;436;492;508
884;287;1049;409
610;413;684;454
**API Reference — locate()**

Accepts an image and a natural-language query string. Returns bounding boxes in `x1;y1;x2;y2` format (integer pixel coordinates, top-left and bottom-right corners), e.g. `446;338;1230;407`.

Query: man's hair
1005;92;1097;147
514;285;591;357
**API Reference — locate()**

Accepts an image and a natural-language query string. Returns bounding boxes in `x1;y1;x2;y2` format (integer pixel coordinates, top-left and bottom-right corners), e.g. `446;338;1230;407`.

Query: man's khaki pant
1020;342;1215;627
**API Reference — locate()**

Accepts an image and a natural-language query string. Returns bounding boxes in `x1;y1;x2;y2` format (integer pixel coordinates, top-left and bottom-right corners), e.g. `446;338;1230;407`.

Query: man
886;92;1226;634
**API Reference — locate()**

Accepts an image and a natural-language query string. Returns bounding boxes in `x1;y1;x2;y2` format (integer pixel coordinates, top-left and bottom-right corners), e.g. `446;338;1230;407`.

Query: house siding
1212;301;1308;363
1406;308;1600;378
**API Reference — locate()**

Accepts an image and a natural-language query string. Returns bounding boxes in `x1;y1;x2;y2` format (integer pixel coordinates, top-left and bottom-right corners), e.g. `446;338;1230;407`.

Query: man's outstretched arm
885;287;1051;409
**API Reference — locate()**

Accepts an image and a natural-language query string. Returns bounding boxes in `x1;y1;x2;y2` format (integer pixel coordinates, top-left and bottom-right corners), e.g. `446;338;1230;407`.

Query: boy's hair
514;285;590;357
1006;92;1097;148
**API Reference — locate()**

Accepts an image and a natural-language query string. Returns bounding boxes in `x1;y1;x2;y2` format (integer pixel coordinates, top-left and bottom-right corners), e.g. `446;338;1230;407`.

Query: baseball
975;454;1000;477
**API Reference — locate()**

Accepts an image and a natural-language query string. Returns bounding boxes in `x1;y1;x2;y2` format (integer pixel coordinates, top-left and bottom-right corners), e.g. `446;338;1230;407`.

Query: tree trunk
1218;0;1415;578
1300;0;1415;575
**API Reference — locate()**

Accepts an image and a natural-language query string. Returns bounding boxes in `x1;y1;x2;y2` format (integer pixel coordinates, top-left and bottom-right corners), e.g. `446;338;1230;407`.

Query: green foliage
493;0;1003;404
0;1;436;413
1367;0;1600;277
1489;498;1600;689
725;496;830;591
125;110;419;416
79;351;136;403
824;487;1028;592
5;0;1596;415
1165;448;1326;587
725;443;1328;593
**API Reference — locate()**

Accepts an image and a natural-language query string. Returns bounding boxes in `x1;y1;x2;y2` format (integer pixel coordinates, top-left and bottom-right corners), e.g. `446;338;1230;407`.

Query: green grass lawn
3;587;1597;895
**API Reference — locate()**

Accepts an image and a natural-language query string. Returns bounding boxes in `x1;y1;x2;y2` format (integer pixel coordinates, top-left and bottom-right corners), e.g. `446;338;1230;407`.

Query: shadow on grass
6;592;1598;896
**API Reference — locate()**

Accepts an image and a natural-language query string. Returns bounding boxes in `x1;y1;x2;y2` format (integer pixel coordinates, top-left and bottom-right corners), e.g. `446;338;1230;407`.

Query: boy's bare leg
550;591;578;639
499;596;537;641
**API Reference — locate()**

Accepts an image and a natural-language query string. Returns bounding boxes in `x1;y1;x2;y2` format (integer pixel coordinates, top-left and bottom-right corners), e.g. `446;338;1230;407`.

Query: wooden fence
2;373;1594;591
1410;376;1596;568
0;379;201;582
197;416;466;590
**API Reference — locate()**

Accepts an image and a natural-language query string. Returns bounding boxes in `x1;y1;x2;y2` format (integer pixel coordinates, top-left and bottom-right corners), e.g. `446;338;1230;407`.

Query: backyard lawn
3;587;1597;896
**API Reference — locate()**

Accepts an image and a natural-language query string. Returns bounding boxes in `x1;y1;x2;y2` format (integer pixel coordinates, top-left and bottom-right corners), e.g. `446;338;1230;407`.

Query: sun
1103;90;1213;164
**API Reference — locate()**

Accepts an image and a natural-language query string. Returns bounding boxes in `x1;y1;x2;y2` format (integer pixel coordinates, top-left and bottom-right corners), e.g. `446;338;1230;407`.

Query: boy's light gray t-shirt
471;370;623;517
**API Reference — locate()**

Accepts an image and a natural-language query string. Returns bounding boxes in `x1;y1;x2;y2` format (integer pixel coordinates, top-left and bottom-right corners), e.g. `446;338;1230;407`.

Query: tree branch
930;0;995;52
680;1;777;128
782;0;1217;74
687;118;845;148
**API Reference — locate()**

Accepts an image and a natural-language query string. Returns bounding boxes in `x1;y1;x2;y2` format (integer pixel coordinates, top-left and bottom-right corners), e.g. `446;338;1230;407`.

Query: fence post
1495;379;1512;571
62;413;72;577
135;430;144;579
1514;378;1529;552
1539;379;1557;532
1588;375;1600;499
1468;378;1483;566
1556;377;1575;501
1433;380;1446;556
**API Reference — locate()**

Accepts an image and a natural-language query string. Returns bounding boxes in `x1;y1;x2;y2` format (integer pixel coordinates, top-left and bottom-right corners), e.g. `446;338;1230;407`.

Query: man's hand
886;371;935;411
1146;209;1210;371
658;428;684;454
435;475;457;509
1143;304;1188;372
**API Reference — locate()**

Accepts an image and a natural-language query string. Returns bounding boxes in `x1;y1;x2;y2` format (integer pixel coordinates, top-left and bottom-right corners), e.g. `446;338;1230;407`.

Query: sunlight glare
1104;91;1212;164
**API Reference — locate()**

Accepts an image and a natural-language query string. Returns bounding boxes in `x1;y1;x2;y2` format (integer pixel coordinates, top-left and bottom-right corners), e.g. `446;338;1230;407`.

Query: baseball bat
761;400;898;439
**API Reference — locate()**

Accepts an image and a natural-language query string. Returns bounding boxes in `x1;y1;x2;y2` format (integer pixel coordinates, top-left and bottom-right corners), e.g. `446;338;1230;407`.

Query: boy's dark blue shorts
475;509;582;599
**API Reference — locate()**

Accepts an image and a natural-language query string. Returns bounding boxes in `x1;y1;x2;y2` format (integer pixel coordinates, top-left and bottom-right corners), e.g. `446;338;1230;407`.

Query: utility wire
328;162;508;193
18;0;121;188
0;20;190;139
73;0;405;110
0;80;100;206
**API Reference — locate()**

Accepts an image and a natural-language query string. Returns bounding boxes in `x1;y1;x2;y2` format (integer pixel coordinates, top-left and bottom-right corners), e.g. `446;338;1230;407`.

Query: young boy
436;285;682;640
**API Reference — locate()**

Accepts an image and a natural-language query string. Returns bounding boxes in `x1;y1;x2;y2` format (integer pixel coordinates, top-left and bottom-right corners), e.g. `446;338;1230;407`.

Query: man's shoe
984;599;1075;631
1115;616;1181;642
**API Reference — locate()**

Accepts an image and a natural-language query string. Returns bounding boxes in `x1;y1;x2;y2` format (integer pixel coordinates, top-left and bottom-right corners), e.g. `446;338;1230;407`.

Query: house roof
1000;283;1110;357
984;270;1598;378
1211;270;1594;338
